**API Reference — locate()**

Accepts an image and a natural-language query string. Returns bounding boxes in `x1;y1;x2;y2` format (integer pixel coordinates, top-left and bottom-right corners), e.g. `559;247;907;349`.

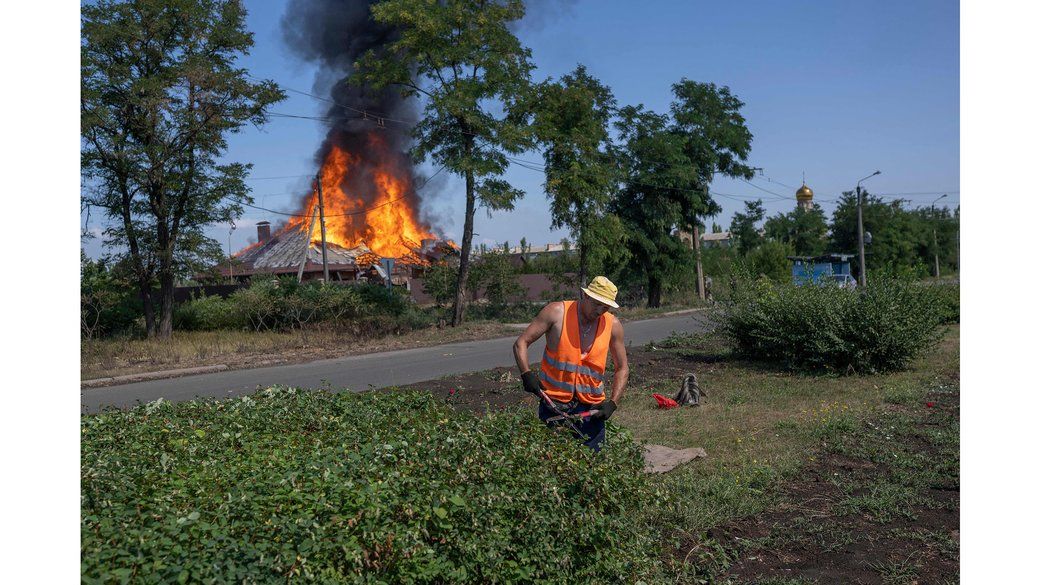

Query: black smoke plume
281;0;426;230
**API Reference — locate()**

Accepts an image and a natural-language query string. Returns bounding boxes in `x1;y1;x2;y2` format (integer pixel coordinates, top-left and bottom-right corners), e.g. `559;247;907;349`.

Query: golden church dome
795;183;814;201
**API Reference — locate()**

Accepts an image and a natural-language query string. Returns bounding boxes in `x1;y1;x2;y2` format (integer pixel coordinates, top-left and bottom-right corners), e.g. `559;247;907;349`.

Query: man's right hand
521;371;543;395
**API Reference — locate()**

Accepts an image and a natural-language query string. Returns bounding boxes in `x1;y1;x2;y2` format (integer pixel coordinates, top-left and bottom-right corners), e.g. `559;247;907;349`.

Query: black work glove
521;371;544;395
594;400;617;421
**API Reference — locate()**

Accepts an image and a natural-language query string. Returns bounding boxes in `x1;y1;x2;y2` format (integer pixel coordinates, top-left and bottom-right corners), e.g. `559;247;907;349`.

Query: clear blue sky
81;0;959;257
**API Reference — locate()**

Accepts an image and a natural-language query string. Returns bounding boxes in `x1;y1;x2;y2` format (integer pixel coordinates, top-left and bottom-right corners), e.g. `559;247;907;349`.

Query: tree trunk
451;168;476;327
648;275;662;308
693;223;705;300
158;271;175;338
140;286;156;337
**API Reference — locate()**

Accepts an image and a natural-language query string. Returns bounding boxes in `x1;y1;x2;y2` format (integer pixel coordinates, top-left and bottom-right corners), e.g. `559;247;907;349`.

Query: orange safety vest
539;301;612;405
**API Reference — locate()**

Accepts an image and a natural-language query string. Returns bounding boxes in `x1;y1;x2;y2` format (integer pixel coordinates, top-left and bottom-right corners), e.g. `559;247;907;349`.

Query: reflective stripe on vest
539;300;612;405
538;370;605;396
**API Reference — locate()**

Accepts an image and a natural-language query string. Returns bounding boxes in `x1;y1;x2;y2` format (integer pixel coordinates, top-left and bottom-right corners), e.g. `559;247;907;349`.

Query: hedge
719;273;948;373
82;389;660;584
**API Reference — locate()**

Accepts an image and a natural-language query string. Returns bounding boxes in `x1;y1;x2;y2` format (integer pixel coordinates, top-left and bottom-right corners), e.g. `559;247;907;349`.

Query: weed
868;553;921;585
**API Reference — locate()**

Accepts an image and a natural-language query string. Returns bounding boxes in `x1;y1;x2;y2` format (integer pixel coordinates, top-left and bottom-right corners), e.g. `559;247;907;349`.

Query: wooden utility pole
297;208;319;283
316;173;330;283
693;184;708;300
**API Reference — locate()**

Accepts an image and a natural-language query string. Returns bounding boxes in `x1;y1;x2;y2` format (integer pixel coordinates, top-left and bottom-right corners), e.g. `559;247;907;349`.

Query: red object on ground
926;402;935;408
653;393;679;409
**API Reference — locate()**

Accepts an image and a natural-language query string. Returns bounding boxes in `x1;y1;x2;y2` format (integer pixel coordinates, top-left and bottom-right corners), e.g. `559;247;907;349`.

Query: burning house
211;0;456;285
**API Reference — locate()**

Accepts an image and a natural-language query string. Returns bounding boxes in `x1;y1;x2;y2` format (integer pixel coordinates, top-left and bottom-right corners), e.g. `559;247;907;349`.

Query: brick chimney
256;221;271;243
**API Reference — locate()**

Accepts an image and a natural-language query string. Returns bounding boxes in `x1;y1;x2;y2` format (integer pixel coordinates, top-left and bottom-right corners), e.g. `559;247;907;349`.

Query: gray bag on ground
674;372;705;406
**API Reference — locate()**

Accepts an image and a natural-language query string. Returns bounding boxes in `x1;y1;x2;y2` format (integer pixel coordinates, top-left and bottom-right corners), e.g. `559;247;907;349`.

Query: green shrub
82;389;660;583
720;273;946;373
230;275;282;331
81;252;142;338
930;282;959;324
174;294;246;331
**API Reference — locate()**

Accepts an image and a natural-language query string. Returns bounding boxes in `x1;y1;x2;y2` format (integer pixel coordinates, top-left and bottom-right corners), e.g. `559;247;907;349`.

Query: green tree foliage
81;0;285;338
81;251;142;339
670;80;757;187
424;252;522;307
669;80;757;298
764;204;829;256
612;106;699;307
354;0;534;327
829;191;959;274
743;240;794;283
528;65;624;285
729;199;765;255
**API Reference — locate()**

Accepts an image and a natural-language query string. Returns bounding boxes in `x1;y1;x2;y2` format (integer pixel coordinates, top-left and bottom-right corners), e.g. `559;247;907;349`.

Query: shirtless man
512;276;629;451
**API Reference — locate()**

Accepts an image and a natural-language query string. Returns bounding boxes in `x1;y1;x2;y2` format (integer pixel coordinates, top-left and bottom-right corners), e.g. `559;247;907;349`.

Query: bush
720;273;947;373
81;253;142;338
930;282;959;324
82;389;660;583
173;294;246;331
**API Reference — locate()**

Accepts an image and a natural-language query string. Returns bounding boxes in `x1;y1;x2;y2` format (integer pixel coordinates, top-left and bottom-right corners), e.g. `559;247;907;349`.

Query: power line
242;165;446;218
245;174;314;181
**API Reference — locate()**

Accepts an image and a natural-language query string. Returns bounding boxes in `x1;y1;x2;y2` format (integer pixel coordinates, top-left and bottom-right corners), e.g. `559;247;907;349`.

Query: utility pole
693;183;711;301
315;173;330;283
931;193;948;278
228;224;235;282
856;170;881;287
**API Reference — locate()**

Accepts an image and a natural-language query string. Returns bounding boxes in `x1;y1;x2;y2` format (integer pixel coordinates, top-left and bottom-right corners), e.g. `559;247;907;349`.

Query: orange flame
283;133;436;258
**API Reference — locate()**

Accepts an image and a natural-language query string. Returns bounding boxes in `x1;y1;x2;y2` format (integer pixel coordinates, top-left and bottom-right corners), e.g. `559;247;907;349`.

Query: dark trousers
538;400;605;452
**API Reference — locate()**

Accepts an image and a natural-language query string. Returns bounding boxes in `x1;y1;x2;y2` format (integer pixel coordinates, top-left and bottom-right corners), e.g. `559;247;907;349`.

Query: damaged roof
230;228;370;276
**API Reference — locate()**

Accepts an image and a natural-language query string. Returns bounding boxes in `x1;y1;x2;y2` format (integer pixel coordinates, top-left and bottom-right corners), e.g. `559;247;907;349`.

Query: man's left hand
594;400;617;420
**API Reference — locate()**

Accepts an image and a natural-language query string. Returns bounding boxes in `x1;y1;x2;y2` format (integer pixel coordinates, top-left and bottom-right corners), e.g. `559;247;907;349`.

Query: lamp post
930;194;948;278
227;224;235;282
856;170;881;287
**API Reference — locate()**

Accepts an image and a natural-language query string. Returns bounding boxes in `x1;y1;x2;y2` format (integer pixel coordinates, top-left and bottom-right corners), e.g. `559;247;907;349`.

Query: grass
608;325;958;577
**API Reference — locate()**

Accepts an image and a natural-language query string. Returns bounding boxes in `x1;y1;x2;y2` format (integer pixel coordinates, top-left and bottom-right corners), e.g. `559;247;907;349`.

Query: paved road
82;311;713;413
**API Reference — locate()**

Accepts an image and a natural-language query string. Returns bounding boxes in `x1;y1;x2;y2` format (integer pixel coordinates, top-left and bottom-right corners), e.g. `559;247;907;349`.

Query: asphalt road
81;311;713;414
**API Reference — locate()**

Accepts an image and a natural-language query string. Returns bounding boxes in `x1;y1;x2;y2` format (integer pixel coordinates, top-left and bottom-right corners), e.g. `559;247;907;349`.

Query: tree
729;199;765;255
529;65;622;285
81;0;285;337
612;105;699;307
764;204;829;256
669;80;757;297
354;0;534;326
829;191;959;274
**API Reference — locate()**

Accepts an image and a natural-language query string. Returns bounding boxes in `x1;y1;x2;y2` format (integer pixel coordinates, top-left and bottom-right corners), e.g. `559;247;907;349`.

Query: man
512;276;629;451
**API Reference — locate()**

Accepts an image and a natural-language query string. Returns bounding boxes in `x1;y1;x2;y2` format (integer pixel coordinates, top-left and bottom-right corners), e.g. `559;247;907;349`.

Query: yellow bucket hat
581;275;619;309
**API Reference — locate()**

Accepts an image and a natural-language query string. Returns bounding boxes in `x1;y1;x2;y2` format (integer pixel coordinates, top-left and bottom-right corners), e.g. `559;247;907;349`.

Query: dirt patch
686;388;960;584
388;345;708;415
392;366;541;415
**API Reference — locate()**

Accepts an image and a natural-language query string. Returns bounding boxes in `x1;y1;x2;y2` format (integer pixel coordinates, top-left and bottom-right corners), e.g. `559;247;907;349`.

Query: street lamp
930;193;948;278
856;170;881;287
228;224;236;282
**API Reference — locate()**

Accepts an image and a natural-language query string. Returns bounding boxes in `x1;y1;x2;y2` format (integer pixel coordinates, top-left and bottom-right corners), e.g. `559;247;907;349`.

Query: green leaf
433;507;448;519
194;429;206;439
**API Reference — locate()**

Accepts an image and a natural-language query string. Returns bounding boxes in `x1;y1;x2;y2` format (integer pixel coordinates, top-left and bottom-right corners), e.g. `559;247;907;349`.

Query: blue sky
81;0;959;257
